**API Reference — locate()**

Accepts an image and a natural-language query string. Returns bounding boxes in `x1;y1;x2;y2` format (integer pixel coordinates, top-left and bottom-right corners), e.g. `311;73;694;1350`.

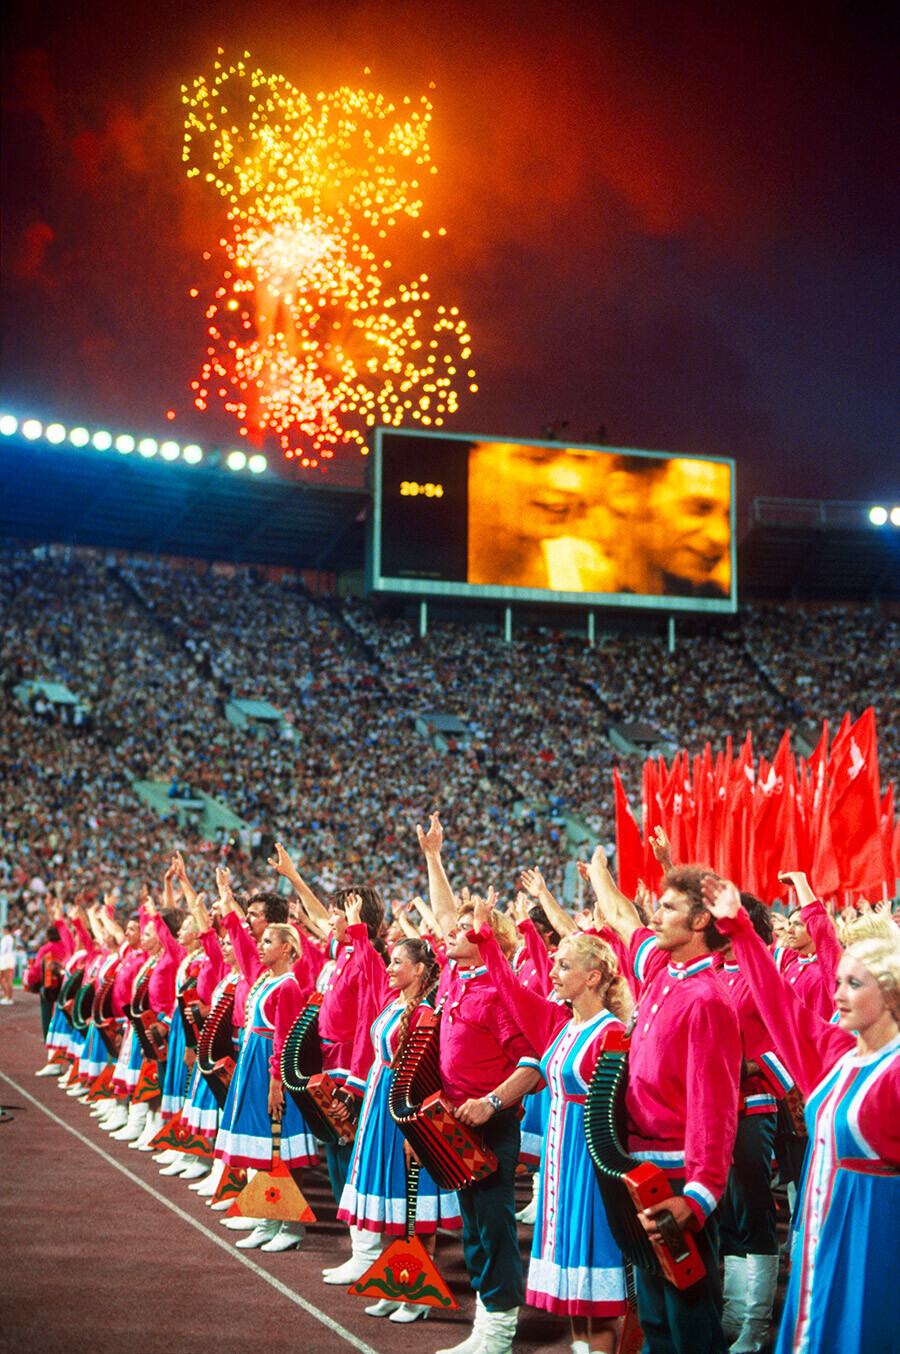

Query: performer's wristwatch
486;1092;503;1114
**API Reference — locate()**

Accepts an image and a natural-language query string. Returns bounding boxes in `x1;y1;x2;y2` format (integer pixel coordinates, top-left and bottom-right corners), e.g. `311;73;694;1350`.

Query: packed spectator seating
2;542;897;959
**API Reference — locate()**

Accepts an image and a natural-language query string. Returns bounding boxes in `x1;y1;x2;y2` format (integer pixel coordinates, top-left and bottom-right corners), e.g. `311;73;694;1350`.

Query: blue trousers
456;1110;525;1312
720;1112;779;1257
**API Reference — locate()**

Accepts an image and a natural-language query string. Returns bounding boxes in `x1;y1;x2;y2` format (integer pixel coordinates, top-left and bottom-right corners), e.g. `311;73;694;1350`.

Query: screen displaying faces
371;430;735;609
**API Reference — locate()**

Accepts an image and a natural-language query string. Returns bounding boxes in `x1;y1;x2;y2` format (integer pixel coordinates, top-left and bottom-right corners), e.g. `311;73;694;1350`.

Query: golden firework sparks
182;52;476;467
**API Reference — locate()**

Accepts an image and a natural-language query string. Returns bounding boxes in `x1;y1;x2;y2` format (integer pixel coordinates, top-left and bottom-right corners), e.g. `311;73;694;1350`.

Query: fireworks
181;53;476;466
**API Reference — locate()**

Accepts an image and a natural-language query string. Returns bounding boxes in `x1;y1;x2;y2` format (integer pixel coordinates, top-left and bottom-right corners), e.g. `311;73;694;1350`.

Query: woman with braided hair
472;903;630;1354
327;898;461;1322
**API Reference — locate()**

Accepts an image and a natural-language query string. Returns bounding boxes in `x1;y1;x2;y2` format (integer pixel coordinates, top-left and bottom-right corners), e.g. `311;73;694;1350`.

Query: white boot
260;1221;306;1252
159;1152;192;1175
322;1227;382;1283
478;1306;519;1354
111;1101;148;1141
235;1219;281;1249
179;1158;212;1182
195;1158;225;1197
36;1061;64;1077
131;1109;162;1149
388;1302;429;1323
91;1097;116;1117
516;1171;539;1224
100;1103;128;1132
436;1295;489;1354
365;1299;403;1317
722;1254;747;1343
730;1254;779;1354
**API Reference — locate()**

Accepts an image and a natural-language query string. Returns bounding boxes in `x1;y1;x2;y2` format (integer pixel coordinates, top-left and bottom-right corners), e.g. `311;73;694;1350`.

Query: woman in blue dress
330;910;461;1323
474;906;629;1354
705;878;900;1354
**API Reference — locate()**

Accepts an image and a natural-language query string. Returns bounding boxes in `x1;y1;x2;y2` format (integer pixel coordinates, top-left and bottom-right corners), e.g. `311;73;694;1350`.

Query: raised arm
268;842;330;941
470;896;566;1055
520;866;576;937
703;877;853;1096
781;870;843;996
416;813;458;940
586;845;642;943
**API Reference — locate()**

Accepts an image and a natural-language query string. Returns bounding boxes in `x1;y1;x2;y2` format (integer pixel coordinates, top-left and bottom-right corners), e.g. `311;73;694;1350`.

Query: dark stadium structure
2;431;898;601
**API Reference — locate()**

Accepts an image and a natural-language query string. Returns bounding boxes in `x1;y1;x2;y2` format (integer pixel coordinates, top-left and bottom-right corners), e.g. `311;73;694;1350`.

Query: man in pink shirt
595;858;741;1354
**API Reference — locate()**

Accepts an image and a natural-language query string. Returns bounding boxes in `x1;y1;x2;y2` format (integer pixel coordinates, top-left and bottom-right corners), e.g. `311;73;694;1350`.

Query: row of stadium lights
0;414;267;475
869;506;900;527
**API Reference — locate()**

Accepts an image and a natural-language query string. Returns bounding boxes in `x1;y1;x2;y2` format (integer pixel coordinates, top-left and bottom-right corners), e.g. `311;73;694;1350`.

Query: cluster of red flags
613;708;898;904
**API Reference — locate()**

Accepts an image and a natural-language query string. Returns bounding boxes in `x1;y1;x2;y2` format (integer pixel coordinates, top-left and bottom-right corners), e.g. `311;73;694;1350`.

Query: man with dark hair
244;892;289;936
592;857;741;1354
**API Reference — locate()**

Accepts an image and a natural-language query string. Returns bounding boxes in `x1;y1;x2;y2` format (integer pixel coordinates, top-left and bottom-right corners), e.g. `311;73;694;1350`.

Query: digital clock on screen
400;481;444;497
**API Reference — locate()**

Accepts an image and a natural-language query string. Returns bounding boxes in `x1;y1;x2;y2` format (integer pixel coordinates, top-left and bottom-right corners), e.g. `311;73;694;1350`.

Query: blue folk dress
337;998;461;1235
160;954;202;1118
775;1032;900;1354
182;972;235;1139
527;1009;627;1317
215;971;318;1170
78;951;121;1080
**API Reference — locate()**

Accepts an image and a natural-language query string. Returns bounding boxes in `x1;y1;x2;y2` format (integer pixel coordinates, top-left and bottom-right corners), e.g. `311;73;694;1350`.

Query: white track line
0;1069;381;1354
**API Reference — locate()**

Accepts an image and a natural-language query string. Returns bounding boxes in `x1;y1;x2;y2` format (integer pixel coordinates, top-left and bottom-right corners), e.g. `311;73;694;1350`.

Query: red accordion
281;994;357;1146
197;984;237;1108
389;1008;498;1192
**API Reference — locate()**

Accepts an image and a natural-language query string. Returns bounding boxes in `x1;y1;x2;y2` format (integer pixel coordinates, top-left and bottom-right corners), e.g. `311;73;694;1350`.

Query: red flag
752;730;793;902
641;759;665;893
880;784;896;895
614;768;644;901
827;708;884;894
810;740;841;899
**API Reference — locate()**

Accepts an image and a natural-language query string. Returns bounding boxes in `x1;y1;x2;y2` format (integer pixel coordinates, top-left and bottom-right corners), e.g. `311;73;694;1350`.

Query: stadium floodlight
160;441;180;461
22;419;43;440
248;454;267;474
116;434;135;453
69;427;90;446
92;431;113;450
891;507;900;527
869;506;888;526
138;438;158;457
183;444;203;464
45;423;66;444
227;450;247;471
0;415;18;437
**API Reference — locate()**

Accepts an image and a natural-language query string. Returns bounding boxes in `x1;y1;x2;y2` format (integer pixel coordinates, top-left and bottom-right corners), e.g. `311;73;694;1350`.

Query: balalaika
92;970;124;1058
197;983;237;1108
388;1007;498;1192
584;1028;705;1289
126;960;168;1064
281;993;357;1146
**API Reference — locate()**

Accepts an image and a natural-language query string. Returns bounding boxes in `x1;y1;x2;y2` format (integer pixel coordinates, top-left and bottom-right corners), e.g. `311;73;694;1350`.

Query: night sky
2;0;898;513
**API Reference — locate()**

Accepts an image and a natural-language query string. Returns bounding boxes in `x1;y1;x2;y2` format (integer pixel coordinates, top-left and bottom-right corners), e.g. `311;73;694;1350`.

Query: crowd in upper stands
2;542;897;957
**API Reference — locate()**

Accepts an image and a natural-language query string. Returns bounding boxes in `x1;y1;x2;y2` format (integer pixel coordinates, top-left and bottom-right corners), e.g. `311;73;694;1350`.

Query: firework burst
182;53;476;466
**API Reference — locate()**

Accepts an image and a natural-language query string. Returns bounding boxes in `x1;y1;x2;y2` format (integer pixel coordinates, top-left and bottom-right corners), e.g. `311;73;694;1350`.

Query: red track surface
1;994;571;1354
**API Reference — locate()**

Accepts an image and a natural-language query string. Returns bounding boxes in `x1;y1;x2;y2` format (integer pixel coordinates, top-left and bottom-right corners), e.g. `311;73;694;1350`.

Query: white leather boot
478;1306;519;1354
730;1254;779;1354
131;1108;162;1149
100;1103;129;1132
436;1295;489;1354
322;1227;382;1283
111;1101;147;1141
722;1254;747;1343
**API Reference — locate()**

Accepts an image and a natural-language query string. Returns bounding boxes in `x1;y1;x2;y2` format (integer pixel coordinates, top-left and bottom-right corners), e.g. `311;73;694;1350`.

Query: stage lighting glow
22;420;43;440
0;416;18;437
69;427;90;447
160;441;181;461
92;431;113;450
116;434;135;453
891;507;900;527
869;506;888;526
248;454;267;474
183;444;203;464
138;438;158;457
46;424;66;444
227;450;247;471
182;54;474;467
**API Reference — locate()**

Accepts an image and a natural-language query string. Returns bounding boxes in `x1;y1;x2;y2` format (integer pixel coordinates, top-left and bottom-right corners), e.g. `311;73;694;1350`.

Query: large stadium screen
368;429;736;612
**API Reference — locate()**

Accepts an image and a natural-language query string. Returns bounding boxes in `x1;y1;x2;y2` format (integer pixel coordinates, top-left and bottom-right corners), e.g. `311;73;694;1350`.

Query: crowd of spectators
2;543;896;961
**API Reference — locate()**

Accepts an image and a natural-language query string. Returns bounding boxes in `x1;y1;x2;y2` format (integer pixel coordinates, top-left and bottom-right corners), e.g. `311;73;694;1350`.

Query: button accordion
126;961;168;1064
177;982;205;1052
58;968;84;1024
584;1027;705;1290
197;983;238;1108
92;971;124;1058
281;993;357;1145
388;1007;498;1192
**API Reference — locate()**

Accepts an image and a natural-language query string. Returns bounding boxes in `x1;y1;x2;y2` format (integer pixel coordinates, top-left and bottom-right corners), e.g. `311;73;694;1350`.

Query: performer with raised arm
417;814;544;1354
588;850;741;1354
776;871;843;1020
471;891;629;1354
326;895;460;1321
703;875;900;1354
